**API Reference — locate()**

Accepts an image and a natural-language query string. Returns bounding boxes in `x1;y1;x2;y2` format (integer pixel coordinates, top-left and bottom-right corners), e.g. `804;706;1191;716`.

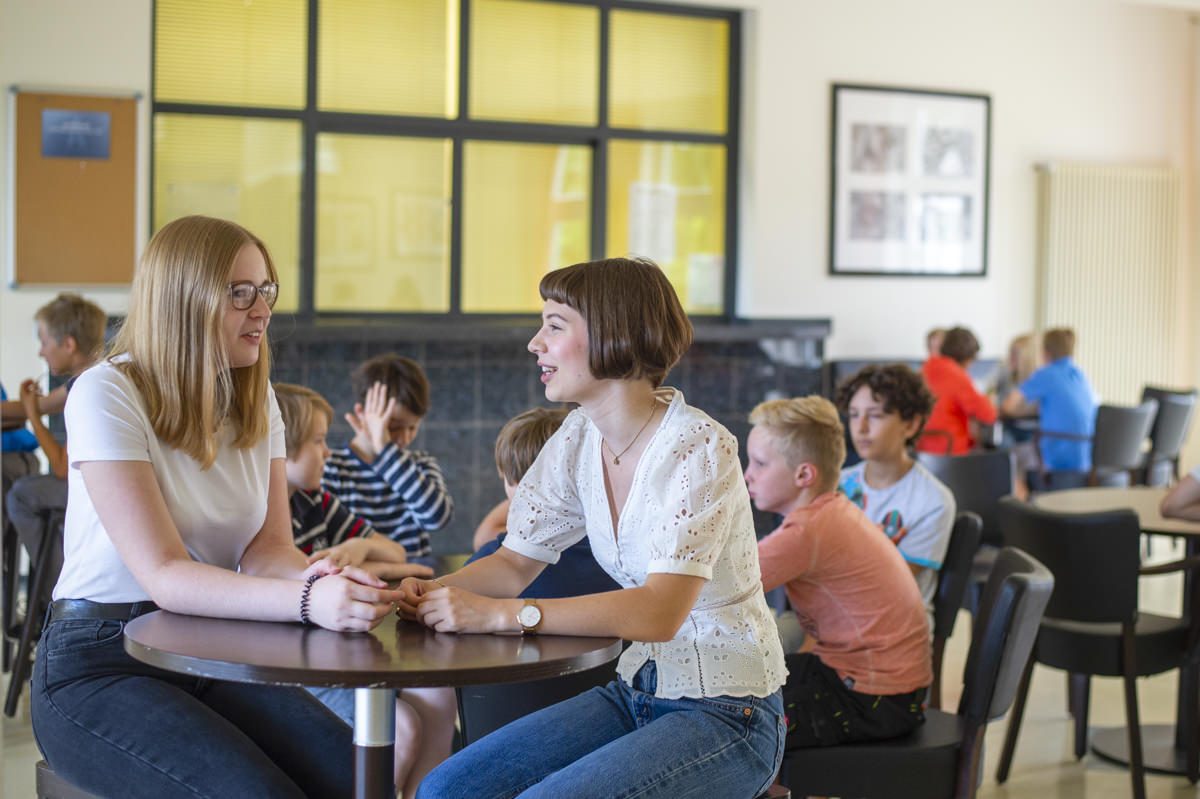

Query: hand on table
308;538;374;569
397;578;514;634
361;560;433;583
306;564;405;632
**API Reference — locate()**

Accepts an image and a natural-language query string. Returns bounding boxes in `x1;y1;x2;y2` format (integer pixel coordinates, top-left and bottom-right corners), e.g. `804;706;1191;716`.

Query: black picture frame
829;83;991;277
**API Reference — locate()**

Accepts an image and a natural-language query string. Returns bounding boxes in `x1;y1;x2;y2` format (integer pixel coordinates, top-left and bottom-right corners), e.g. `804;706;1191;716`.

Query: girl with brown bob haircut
32;215;403;798
402;256;787;799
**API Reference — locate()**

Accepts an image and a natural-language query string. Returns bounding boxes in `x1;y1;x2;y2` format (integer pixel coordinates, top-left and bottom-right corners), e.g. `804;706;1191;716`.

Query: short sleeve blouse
53;360;286;603
503;389;787;699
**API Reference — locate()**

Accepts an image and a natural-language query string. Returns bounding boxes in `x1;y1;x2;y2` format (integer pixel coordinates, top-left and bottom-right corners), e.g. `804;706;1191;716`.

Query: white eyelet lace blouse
502;388;787;700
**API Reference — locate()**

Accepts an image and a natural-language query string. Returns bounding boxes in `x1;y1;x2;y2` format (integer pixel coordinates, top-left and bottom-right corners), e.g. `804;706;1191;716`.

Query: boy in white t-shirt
835;364;955;629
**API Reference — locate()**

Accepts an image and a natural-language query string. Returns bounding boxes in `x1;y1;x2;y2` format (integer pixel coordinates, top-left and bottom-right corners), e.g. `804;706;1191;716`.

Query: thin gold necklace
603;402;657;466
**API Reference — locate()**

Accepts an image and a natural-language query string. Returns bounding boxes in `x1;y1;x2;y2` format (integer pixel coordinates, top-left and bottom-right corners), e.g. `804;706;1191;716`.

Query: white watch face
517;603;542;629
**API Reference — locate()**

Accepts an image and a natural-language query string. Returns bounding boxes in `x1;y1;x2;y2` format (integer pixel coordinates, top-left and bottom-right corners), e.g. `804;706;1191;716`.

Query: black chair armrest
1138;555;1200;576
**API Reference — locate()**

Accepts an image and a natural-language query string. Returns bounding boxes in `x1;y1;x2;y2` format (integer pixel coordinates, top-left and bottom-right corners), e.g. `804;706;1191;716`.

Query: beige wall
1;0;1196;465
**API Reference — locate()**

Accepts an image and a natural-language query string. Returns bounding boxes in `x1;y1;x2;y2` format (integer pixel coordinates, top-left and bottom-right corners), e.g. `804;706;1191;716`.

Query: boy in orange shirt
748;396;930;748
919;326;997;454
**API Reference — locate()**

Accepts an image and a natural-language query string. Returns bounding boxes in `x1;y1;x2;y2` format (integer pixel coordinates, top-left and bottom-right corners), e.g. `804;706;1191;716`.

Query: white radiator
1035;163;1185;404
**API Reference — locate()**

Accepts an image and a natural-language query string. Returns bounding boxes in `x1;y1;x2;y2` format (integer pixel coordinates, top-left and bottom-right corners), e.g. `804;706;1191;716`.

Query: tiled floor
4;540;1200;798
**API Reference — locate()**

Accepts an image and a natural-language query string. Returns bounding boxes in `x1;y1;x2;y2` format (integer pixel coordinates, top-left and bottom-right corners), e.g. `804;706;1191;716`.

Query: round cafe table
125;611;622;799
1033;486;1200;776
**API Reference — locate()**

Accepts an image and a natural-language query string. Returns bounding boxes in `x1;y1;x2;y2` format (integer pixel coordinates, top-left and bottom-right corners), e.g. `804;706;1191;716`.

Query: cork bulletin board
11;89;138;285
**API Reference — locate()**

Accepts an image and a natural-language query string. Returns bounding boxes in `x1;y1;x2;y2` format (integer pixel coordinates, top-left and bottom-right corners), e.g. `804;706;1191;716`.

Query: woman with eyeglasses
31;215;405;798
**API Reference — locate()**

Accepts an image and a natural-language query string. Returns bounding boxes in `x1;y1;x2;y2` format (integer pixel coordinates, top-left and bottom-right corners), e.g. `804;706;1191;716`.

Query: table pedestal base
1091;724;1194;777
354;687;396;799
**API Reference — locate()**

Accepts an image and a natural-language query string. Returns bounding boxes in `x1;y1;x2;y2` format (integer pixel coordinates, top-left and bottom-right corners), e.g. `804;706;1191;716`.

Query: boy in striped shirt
321;354;454;561
275;382;453;793
275;382;426;580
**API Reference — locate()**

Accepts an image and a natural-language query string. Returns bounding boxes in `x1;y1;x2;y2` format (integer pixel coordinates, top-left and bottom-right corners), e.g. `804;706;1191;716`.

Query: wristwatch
516;598;542;635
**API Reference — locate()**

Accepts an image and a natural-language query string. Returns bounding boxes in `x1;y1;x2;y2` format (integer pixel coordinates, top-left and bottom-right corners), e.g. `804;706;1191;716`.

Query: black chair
776;547;1054;799
456;657;621;747
930;512;983;710
1032;400;1158;490
4;507;65;717
917;450;1014;613
2;520;19;672
917;451;1013;549
1140;386;1197;486
994;497;1198;799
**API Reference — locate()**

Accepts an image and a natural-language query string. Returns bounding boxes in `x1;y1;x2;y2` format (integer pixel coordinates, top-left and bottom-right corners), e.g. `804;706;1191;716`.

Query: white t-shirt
54;360;285;603
502;388;787;700
838;460;955;627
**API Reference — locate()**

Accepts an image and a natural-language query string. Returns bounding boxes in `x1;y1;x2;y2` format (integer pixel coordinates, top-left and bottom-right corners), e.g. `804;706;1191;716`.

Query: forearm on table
439;545;544;597
510;580;698;642
1162;479;1200;522
143;558;307;621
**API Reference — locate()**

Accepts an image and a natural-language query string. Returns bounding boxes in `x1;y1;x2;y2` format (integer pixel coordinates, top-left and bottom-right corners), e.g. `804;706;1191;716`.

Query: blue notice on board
42;109;111;159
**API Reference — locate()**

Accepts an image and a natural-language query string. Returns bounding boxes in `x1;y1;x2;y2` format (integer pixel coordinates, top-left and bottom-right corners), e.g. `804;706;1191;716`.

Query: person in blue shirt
2;382;40;503
1001;327;1099;488
467;406;620;599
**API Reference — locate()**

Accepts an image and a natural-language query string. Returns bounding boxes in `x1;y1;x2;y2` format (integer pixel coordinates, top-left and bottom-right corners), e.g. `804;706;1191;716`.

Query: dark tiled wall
272;327;825;555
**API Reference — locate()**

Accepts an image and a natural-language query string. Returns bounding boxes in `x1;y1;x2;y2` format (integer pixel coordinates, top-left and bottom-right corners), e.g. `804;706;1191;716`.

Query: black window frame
150;0;741;321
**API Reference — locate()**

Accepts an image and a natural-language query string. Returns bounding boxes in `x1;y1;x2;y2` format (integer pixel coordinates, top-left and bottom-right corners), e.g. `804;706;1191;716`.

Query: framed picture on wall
829;83;991;277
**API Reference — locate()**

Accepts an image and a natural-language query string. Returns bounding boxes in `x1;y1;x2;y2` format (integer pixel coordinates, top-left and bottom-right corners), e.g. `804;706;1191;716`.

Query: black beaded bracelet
299;573;323;625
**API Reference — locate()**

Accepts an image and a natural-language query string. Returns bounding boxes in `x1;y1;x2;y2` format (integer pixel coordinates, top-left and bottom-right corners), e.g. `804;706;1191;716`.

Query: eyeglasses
228;281;279;310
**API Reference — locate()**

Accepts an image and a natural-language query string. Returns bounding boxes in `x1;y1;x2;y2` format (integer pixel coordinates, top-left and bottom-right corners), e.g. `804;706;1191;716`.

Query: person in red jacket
918;326;997;454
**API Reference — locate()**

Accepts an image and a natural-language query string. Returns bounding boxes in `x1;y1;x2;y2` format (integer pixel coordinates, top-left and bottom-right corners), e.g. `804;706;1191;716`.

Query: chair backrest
958;547;1054;723
1091;400;1158;472
997;497;1140;624
916;450;1014;546
457;658;619;747
933;512;983;643
1141;387;1197;461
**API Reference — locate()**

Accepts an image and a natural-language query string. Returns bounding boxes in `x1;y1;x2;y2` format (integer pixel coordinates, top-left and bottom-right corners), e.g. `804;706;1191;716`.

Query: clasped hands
299;557;408;632
395;577;519;635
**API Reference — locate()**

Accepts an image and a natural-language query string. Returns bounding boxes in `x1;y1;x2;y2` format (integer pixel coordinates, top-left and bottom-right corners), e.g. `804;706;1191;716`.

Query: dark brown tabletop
124;611;623;689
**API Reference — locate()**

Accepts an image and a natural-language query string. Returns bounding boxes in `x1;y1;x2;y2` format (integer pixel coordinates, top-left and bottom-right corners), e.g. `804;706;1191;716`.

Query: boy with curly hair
836;364;955;630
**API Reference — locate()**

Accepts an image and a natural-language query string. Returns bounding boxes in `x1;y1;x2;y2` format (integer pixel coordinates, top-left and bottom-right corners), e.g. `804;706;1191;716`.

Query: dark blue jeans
417;660;785;799
32;616;353;798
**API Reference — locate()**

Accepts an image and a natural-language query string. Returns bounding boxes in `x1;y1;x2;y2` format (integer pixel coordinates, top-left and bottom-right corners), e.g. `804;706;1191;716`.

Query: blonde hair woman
31;216;403;798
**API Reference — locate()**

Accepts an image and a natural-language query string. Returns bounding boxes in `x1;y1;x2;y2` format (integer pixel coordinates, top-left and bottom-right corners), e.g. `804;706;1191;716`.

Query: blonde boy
749;396;930;749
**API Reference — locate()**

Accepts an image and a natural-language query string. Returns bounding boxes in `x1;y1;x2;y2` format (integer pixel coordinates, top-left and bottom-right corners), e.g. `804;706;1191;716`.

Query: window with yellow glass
469;0;599;126
462;141;591;313
315;134;452;313
153;114;303;312
607;140;726;314
318;0;459;117
155;0;307;109
609;11;728;134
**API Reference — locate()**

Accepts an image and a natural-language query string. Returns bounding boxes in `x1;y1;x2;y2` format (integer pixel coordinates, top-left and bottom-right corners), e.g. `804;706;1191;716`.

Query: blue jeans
417;661;785;799
32;616;353;798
